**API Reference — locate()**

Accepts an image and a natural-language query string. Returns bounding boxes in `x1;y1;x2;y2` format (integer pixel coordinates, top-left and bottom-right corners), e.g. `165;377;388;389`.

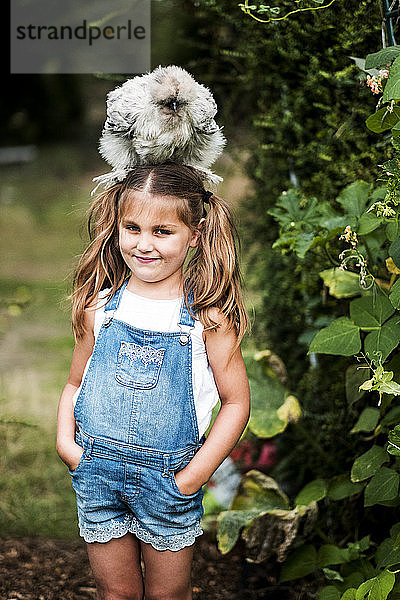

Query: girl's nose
136;232;154;252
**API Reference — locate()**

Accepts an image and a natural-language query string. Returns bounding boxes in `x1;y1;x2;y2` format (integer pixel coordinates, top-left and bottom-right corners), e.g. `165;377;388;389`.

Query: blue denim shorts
69;429;204;551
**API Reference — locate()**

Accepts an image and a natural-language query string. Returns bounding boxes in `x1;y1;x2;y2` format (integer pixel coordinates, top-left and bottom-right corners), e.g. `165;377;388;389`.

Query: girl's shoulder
79;288;112;340
203;306;232;332
205;306;225;323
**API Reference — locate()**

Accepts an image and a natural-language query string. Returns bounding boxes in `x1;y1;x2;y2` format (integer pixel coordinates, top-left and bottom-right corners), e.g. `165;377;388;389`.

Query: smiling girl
56;163;250;600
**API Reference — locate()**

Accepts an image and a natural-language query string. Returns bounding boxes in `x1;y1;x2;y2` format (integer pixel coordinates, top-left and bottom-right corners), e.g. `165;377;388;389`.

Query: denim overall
70;279;205;551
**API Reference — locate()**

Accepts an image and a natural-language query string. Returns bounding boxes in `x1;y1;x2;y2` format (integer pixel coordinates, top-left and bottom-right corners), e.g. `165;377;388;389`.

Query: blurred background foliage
1;0;395;588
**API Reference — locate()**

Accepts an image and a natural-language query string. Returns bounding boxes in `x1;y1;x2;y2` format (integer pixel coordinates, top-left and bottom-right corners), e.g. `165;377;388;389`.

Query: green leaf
272;231;316;259
379;380;400;395
358;211;383;235
268;189;325;229
230;470;289;511
376;536;400;568
341;589;357;600
371;186;388;201
389;120;400;137
368;569;395;600
217;510;257;554
317;544;350;567
350;408;380;433
322;569;344;582
391;120;400;135
350;55;379;75
383;56;400;102
358;536;372;552
345;561;370;583
365;46;400;69
389;279;400;310
389;236;400;269
327;474;364;500
280;545;317;582
351;446;389;482
345;364;370;404
320;269;362;299
309;317;361;356
388;424;400;456
295;479;327;506
350;295;395;328
355;578;374;600
336;181;371;217
347;536;371;560
364;315;400;363
364;467;400;506
394;531;400;551
248;375;287;438
389;522;400;539
386;220;400;242
322;216;353;231
381;406;400;428
318;586;341;600
366;106;400;133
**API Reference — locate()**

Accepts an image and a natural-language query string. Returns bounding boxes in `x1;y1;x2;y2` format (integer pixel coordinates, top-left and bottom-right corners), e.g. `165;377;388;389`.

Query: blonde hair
71;163;249;350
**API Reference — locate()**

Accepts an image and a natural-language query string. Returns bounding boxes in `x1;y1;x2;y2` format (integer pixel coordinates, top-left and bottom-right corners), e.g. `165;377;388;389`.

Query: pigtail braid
71;184;129;338
185;193;249;349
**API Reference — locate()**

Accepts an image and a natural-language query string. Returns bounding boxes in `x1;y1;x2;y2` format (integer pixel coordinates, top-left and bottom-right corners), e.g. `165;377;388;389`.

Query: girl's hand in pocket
58;441;84;472
174;467;202;496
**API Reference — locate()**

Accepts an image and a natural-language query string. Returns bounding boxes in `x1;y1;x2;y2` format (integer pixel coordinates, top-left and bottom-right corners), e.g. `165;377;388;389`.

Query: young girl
56;162;250;600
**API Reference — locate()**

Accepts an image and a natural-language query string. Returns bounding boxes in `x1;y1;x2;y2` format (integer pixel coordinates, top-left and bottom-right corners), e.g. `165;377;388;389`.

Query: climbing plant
218;44;400;600
238;0;336;23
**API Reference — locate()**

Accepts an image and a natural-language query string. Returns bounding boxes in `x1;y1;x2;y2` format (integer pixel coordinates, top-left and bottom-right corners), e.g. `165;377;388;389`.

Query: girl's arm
174;309;250;495
56;308;95;471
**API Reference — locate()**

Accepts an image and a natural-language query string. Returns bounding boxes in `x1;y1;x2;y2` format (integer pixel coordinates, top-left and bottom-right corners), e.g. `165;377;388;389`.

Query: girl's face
118;192;201;296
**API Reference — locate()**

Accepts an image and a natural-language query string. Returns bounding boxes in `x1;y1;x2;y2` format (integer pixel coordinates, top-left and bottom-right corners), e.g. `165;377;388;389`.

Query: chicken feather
92;65;226;193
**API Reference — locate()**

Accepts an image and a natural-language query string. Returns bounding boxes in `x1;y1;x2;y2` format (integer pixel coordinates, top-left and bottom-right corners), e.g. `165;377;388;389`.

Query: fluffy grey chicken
92;65;226;193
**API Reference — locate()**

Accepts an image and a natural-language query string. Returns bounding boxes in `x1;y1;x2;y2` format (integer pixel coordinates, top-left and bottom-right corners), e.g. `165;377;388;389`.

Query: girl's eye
126;225;139;232
156;229;172;235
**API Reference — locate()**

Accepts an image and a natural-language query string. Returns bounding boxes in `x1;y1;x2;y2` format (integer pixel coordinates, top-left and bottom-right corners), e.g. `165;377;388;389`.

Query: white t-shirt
73;288;219;439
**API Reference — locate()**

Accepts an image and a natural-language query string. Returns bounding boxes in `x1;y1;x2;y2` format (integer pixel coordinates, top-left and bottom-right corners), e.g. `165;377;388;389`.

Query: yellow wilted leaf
277;395;302;424
253;349;287;383
386;257;400;275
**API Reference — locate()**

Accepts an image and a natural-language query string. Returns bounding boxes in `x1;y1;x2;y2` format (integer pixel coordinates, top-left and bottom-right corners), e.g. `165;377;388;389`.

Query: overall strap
103;279;129;327
178;288;196;346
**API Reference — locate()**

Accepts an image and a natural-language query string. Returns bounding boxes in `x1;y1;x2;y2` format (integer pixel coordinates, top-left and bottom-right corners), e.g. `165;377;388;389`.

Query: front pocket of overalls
68;448;86;476
115;340;166;389
170;472;202;499
68;429;87;476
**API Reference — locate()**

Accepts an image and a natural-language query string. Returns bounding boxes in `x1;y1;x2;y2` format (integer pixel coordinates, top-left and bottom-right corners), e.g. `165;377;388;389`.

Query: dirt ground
0;536;318;600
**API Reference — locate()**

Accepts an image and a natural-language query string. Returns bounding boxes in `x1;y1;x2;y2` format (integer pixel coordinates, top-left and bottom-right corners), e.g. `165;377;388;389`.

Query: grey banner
10;0;151;74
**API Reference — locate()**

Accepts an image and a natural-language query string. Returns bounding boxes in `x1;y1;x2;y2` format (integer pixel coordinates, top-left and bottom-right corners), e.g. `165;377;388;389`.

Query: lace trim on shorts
80;514;203;551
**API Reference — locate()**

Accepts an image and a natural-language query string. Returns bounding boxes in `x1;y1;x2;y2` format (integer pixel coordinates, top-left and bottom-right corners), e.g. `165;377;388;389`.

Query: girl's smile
134;255;161;263
118;192;201;297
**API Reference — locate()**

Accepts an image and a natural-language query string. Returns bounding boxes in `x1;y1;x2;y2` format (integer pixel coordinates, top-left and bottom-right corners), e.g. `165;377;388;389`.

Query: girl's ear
189;218;205;248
